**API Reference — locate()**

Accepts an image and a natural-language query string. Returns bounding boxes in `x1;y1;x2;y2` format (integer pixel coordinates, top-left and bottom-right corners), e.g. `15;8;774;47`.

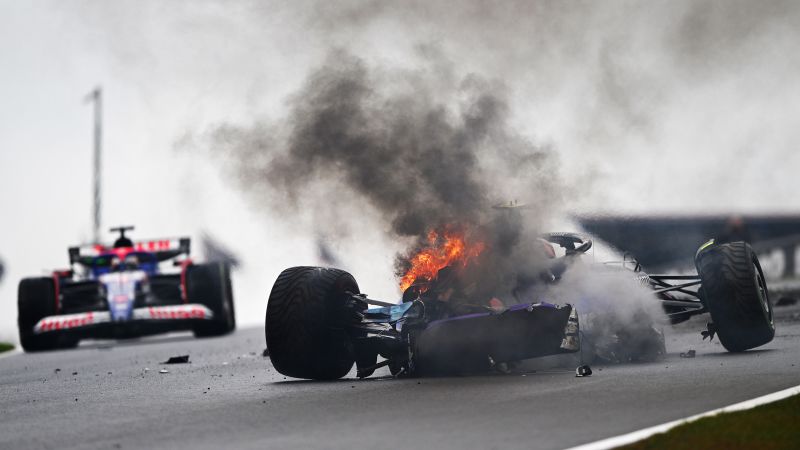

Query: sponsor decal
696;238;715;258
77;239;179;257
133;304;213;320
134;240;173;251
34;311;112;334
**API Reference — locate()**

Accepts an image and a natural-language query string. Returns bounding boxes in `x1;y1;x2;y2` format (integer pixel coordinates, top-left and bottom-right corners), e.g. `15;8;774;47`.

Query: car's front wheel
696;241;774;352
188;263;236;337
18;277;62;352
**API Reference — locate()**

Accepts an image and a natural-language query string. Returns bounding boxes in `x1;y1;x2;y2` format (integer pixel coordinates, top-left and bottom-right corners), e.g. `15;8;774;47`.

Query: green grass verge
0;342;14;354
618;393;800;450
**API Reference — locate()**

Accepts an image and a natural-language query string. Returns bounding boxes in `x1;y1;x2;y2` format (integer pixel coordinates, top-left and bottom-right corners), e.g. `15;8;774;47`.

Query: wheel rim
753;262;773;326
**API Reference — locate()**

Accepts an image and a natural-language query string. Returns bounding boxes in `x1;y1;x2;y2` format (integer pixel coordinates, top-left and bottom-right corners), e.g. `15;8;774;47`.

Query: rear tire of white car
188;263;236;337
18;277;61;352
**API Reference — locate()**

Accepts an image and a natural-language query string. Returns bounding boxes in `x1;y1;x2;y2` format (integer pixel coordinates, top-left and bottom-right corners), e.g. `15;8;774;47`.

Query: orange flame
399;228;486;292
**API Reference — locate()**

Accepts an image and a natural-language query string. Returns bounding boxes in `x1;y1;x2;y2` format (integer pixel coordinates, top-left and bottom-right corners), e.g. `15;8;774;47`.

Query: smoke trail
204;50;561;290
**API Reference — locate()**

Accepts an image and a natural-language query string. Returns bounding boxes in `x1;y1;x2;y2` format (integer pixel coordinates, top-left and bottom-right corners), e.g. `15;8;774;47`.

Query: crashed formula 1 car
264;233;774;380
18;227;235;352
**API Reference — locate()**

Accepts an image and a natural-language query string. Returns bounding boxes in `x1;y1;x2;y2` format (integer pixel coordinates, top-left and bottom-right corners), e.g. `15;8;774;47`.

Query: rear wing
69;238;191;264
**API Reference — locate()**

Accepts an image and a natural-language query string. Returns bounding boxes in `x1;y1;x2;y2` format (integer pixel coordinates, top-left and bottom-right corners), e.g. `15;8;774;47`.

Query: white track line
565;383;800;450
0;348;22;360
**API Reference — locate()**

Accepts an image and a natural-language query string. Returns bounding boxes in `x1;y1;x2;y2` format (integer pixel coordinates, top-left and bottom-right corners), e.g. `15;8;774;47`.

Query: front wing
33;304;214;335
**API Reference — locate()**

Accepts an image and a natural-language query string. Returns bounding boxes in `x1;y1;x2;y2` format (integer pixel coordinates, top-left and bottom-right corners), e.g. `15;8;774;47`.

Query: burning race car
18;227;235;352
264;231;774;380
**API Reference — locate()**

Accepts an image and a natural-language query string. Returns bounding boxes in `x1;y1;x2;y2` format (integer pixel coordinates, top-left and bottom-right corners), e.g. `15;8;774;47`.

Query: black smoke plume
205;50;561;295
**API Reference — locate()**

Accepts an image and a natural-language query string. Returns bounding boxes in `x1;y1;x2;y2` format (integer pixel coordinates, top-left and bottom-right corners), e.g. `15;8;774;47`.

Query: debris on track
161;355;190;364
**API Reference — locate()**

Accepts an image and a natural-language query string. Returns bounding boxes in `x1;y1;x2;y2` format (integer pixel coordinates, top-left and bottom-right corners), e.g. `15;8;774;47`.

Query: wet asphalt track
1;305;799;450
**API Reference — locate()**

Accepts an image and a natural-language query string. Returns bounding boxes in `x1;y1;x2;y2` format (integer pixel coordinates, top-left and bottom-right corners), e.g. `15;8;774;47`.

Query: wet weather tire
265;267;359;380
18;277;60;352
696;241;774;352
188;263;236;337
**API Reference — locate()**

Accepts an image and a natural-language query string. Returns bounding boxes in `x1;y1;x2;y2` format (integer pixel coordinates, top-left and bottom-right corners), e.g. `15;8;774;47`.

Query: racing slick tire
18;277;61;352
696;241;774;352
188;262;236;337
265;266;359;380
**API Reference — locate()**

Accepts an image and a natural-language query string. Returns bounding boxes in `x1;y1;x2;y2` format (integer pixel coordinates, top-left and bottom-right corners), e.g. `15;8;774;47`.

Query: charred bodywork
352;297;579;378
265;233;775;380
265;265;579;380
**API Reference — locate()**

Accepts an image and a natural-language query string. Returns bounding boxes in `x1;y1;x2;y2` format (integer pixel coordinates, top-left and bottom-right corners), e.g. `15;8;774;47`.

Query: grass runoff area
619;394;800;449
0;342;14;353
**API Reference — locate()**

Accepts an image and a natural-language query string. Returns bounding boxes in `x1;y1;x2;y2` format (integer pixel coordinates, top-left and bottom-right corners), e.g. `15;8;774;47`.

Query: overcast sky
1;1;799;341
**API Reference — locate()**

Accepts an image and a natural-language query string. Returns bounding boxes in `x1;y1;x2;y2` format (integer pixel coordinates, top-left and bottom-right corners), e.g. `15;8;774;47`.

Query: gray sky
1;0;799;341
